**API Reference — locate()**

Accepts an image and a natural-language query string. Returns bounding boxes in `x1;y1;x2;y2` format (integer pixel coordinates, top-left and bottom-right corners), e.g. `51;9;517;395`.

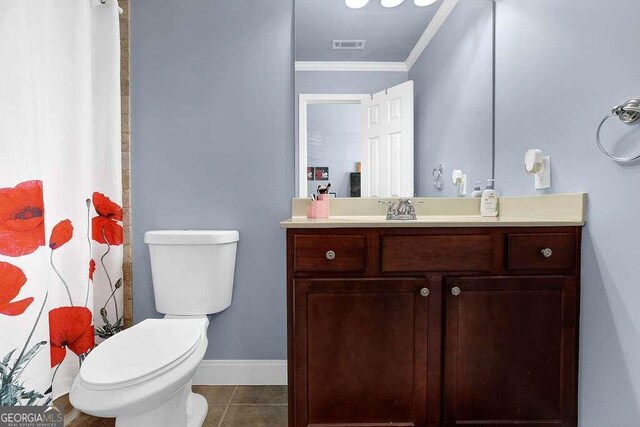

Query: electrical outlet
534;156;551;190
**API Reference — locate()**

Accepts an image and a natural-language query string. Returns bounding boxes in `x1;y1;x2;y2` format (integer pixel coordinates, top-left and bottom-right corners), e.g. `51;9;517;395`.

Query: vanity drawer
381;235;494;272
294;235;366;273
506;233;576;271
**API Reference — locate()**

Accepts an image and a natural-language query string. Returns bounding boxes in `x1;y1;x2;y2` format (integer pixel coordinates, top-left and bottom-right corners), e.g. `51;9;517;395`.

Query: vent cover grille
332;40;366;50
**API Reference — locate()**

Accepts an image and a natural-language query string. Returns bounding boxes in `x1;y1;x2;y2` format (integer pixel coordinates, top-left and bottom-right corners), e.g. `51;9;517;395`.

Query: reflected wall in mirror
295;0;495;198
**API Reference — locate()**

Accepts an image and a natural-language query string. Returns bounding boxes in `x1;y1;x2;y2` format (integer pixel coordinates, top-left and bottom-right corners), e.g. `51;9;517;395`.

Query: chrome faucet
379;199;419;220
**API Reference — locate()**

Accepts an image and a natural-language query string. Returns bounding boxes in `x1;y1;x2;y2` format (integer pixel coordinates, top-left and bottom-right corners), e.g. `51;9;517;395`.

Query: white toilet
70;230;239;427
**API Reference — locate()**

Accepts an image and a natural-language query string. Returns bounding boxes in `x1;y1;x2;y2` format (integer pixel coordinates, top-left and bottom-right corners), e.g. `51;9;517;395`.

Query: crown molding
405;0;460;69
296;0;460;73
295;61;408;72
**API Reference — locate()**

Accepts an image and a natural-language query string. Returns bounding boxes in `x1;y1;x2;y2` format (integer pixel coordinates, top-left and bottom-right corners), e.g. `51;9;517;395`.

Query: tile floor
67;385;288;426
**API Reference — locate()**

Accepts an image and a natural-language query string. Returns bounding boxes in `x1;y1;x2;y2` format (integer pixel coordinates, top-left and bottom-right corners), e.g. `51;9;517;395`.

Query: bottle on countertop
471;181;483;198
480;179;498;217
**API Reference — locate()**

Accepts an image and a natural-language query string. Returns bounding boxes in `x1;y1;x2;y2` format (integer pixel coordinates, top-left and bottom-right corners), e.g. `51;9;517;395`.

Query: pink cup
306;198;330;219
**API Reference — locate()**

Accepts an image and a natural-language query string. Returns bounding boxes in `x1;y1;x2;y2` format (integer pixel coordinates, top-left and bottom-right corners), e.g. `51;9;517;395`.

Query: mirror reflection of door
361;81;414;198
301;81;414;199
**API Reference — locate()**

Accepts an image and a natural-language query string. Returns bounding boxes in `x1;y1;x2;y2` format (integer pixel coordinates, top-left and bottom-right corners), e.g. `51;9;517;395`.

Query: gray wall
495;0;640;424
131;0;293;359
409;0;494;197
306;104;360;198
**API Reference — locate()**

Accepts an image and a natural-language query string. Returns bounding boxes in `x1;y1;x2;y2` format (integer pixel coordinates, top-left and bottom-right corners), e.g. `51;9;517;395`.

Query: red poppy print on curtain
0;180;45;257
91;192;123;245
89;259;96;281
49;306;95;367
49;219;73;250
0;262;33;316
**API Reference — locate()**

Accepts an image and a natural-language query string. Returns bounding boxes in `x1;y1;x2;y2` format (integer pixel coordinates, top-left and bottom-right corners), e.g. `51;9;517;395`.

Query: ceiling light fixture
381;0;405;8
414;0;437;6
345;0;370;9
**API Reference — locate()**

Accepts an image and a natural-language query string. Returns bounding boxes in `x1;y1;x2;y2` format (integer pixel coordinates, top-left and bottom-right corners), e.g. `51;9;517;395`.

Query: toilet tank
144;230;239;316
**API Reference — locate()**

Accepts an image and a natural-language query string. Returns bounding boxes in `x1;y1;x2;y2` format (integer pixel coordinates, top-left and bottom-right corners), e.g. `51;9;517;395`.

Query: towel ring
596;98;640;163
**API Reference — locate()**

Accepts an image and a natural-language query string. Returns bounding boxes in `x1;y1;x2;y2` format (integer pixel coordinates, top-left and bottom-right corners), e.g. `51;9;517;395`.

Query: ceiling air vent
332;40;366;50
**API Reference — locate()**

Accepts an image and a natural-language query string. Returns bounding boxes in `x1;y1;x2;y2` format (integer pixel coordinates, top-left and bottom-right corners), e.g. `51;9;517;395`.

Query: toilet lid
80;319;202;389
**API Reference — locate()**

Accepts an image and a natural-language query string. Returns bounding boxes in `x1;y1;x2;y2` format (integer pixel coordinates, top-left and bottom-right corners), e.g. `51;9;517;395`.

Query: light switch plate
534;156;551;190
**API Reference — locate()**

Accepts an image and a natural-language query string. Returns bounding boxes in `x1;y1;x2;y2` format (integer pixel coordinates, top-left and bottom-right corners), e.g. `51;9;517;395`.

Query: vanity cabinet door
443;277;578;427
292;278;433;427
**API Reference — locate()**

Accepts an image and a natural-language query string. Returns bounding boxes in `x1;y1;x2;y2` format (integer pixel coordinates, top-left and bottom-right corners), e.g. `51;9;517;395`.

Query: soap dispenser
480;179;498;217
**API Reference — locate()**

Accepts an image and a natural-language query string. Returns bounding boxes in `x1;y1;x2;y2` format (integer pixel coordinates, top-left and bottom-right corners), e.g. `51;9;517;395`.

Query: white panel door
360;80;414;198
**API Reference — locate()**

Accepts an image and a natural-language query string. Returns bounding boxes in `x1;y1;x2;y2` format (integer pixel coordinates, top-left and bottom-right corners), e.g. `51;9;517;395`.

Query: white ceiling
295;0;444;62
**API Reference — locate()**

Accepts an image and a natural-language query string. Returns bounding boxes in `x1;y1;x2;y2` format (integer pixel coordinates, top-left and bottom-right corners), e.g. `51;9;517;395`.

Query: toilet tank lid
145;230;239;245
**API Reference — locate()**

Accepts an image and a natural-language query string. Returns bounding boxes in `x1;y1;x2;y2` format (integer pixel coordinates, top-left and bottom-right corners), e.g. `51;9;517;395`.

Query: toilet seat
80;319;202;390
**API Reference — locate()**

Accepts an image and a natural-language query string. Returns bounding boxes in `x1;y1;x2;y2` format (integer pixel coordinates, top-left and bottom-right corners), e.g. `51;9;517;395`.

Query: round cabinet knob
451;287;461;296
420;288;430;297
541;248;553;258
325;250;336;260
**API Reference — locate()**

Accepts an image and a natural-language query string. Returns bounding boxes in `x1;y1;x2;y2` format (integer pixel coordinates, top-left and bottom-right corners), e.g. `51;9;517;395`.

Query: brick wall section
120;0;133;328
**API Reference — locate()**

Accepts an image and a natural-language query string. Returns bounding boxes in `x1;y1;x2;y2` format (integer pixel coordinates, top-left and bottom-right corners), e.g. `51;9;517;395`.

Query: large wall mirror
295;0;495;198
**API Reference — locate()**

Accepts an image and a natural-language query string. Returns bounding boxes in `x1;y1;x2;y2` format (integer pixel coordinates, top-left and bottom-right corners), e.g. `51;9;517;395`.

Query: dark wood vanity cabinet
443;276;578;427
286;227;581;427
293;278;432;426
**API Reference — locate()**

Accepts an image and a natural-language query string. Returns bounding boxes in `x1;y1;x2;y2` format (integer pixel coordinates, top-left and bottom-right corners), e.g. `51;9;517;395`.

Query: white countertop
279;193;587;229
280;215;584;228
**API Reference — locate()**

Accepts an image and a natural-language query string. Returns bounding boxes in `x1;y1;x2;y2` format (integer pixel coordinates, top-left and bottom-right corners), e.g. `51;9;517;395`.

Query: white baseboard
193;360;287;385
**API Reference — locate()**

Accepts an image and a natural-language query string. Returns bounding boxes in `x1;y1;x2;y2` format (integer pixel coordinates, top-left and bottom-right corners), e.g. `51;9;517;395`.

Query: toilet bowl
71;317;209;426
70;230;239;427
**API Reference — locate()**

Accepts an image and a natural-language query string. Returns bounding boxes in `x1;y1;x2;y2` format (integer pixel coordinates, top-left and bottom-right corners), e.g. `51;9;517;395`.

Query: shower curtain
0;0;123;403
